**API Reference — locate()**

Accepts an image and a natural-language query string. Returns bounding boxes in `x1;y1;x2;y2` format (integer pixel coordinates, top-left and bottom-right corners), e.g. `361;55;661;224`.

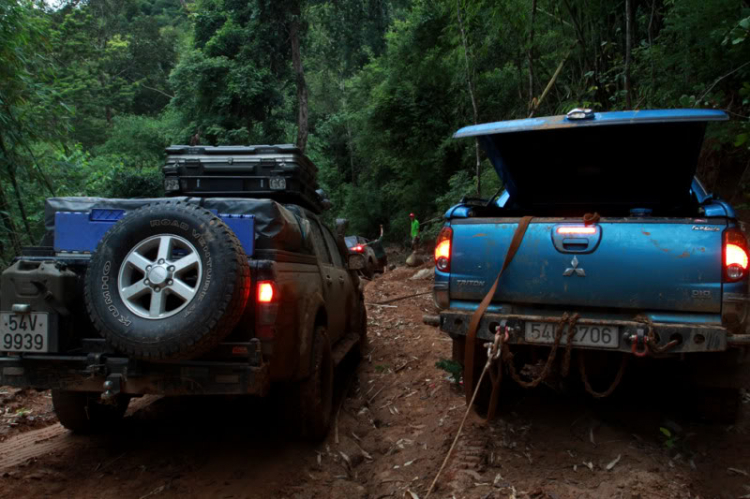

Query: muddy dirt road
0;264;748;499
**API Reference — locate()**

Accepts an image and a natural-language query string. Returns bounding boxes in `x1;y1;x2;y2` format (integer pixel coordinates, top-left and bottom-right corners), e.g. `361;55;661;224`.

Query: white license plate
524;322;619;349
0;312;49;353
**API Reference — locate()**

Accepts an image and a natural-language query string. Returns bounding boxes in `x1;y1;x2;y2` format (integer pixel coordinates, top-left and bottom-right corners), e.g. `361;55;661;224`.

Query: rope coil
495;313;630;400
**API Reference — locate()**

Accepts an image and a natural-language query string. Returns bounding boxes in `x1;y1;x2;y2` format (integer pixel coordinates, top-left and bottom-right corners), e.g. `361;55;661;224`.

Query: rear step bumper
430;310;744;354
0;355;270;396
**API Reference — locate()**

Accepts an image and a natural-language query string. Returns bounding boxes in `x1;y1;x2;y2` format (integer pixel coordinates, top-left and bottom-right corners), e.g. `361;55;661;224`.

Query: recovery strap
463;216;534;403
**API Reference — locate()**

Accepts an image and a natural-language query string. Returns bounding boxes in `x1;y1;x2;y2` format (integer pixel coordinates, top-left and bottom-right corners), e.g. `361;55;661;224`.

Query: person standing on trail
410;213;420;251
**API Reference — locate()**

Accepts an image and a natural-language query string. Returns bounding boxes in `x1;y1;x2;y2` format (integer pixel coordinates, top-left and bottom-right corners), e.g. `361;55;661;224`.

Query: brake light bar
556;226;596;235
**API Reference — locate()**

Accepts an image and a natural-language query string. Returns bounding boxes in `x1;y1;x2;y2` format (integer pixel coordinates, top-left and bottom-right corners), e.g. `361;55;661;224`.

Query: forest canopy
2;0;750;262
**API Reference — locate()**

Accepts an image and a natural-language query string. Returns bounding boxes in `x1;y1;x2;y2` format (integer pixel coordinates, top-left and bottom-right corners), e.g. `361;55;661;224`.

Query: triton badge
457;279;485;287
563;256;586;277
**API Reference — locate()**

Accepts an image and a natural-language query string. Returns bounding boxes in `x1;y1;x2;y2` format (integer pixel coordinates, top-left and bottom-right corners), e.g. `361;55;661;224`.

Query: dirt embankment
0;263;748;499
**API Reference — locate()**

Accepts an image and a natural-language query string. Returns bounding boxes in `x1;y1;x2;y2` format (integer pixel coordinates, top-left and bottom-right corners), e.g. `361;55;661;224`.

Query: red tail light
435;226;453;272
352;245;365;253
257;281;275;303
724;228;749;282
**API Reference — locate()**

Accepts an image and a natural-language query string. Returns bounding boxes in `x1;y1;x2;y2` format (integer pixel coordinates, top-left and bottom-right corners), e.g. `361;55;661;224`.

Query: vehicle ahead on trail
428;109;750;418
0;145;367;439
344;235;387;277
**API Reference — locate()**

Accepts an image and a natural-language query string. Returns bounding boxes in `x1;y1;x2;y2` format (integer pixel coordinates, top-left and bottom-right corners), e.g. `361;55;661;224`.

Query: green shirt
410;219;420;238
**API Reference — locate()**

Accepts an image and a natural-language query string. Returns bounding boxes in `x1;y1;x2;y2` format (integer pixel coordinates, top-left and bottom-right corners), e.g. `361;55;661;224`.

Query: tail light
257;281;275;303
256;280;278;339
435;226;453;272
352;245;365;253
724;228;749;282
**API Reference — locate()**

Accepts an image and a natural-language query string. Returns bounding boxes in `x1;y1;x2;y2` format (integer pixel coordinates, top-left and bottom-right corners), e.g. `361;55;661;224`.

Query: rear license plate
524;322;618;349
0;313;49;353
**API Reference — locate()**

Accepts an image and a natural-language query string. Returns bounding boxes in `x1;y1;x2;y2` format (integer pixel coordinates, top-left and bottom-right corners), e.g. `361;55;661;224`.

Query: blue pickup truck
430;109;750;417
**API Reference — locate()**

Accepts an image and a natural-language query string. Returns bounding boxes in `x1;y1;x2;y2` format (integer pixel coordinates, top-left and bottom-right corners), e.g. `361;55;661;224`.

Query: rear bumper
0;354;271;396
434;309;748;354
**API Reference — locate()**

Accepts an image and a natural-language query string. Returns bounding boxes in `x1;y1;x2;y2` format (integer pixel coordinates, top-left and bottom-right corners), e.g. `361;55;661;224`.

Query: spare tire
84;202;250;360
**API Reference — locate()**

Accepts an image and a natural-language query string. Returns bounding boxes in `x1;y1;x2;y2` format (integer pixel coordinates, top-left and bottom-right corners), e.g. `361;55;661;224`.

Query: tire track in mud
0;394;159;471
0;423;72;470
439;420;510;493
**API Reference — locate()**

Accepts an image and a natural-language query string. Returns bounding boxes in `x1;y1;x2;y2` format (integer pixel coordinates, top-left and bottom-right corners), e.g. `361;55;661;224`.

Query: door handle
326;275;333;285
338;276;345;284
562;238;590;251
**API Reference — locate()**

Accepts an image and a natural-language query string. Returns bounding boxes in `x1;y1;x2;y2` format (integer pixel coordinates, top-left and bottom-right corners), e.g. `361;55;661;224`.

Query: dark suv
0;195;366;439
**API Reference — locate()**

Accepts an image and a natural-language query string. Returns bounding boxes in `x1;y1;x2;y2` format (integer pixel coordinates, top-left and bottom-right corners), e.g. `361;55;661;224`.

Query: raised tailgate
449;218;725;313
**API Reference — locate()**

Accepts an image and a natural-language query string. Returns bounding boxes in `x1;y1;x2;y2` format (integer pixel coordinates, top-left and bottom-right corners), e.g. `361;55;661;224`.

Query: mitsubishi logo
563;256;586;277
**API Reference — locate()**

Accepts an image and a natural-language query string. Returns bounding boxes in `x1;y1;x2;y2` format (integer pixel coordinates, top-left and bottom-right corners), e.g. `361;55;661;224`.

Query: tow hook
501;321;514;341
629;328;648;357
85;353;106;377
101;374;124;401
491;321;513;343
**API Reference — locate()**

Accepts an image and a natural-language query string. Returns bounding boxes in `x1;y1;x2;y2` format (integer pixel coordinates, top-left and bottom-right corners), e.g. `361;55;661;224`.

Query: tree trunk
0;179;22;258
648;0;657;88
625;0;633;108
528;0;537;110
339;79;357;186
530;46;574;117
0;135;31;246
562;0;589;72
22;141;56;196
5;164;33;244
289;4;309;153
456;0;481;196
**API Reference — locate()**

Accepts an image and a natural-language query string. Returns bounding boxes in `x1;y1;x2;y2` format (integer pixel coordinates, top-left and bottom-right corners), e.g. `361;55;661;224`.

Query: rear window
344;236;357;248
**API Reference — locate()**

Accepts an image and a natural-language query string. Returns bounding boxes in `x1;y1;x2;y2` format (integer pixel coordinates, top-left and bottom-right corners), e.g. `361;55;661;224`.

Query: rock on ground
409;267;434;280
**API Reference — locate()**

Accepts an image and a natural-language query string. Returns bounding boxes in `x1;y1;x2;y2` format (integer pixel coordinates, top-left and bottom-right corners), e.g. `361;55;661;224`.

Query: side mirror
347;253;366;271
335;218;349;238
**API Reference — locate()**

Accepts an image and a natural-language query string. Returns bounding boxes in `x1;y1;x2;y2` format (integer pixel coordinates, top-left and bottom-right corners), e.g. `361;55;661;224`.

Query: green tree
50;0;184;148
0;1;68;260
